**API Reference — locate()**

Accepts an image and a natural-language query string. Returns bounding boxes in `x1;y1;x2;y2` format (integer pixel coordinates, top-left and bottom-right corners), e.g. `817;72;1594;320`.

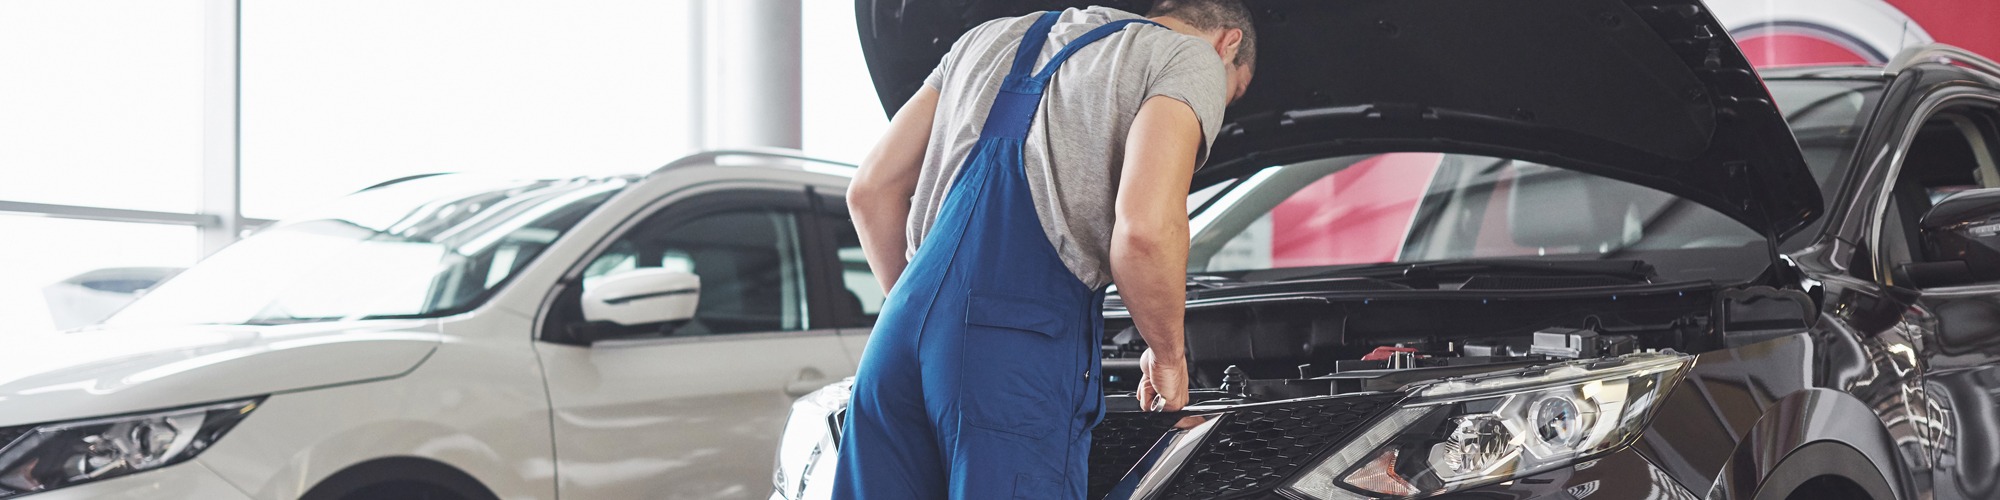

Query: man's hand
1136;348;1189;412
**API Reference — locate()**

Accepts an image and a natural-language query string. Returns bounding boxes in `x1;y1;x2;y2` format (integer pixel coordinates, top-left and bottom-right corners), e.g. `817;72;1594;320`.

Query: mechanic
834;1;1256;498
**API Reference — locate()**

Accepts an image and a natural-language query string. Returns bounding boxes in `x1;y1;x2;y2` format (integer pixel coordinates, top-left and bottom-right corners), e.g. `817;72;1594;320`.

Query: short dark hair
1148;0;1257;70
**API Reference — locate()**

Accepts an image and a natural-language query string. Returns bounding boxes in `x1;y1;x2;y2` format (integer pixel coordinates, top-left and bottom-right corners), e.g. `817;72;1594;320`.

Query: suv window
1882;105;2000;284
826;216;885;326
1766;79;1883;251
585;208;809;334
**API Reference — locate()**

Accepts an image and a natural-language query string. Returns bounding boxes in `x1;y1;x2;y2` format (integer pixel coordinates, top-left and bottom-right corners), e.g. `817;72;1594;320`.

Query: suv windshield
1183;78;1884;285
1188;153;1769;284
103;176;624;327
1766;77;1884;250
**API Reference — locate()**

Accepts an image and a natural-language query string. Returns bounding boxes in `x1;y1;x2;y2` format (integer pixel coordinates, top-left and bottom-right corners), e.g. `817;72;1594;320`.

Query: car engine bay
1096;275;1819;408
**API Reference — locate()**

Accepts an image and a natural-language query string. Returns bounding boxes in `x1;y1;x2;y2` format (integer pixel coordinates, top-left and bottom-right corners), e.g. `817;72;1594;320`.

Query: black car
771;0;2000;499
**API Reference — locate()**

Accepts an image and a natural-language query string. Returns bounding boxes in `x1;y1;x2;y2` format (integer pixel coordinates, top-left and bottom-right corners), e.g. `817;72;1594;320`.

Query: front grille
1087;412;1185;498
1162;393;1400;500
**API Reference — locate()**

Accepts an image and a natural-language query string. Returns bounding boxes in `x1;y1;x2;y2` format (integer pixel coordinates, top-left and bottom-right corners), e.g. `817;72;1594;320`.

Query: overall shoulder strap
1030;18;1162;82
1003;12;1063;83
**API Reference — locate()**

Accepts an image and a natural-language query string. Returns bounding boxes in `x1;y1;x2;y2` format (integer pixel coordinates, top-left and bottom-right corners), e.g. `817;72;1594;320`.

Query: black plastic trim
1752;442;1894;500
299;457;499;500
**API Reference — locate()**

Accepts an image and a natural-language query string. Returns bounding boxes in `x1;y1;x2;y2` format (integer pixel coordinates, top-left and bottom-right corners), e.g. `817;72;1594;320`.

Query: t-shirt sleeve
1145;38;1230;169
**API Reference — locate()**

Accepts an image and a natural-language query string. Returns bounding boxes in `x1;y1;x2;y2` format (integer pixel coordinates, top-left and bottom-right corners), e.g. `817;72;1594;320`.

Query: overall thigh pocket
960;292;1077;439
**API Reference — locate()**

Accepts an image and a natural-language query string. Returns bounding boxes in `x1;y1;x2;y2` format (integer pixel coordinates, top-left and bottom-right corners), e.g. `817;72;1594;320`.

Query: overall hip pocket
960;292;1077;439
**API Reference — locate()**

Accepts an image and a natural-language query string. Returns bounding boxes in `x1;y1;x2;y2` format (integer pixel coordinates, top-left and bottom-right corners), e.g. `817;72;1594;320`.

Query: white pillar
686;0;709;150
701;0;802;150
200;0;242;257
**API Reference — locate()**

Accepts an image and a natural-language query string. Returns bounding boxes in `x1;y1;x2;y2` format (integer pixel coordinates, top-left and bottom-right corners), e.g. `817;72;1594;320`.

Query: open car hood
857;0;1823;238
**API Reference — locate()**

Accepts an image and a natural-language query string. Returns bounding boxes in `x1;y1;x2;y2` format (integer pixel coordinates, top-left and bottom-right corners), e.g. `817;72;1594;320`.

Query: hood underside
858;0;1824;238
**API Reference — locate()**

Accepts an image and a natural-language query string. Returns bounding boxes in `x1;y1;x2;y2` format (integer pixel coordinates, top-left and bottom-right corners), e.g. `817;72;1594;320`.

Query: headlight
773;379;850;500
0;398;262;497
1284;353;1689;499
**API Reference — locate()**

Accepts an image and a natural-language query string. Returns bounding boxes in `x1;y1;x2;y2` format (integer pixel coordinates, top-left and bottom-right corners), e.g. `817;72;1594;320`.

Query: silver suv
1;150;881;500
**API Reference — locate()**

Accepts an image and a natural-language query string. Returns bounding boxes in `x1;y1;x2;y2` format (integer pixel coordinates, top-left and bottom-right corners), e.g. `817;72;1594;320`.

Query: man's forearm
1110;221;1189;359
850;86;939;295
1110;95;1202;361
851;195;911;293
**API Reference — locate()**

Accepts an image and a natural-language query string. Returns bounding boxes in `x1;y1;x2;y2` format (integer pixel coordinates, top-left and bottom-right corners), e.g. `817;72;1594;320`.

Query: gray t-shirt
910;7;1228;289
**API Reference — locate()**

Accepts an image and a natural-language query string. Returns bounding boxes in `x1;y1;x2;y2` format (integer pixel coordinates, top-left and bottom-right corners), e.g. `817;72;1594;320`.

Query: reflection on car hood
856;0;1821;238
0;321;438;426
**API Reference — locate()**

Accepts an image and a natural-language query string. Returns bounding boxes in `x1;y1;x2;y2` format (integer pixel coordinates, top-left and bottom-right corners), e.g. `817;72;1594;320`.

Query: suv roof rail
360;172;455;192
1887;43;2000;79
650;148;857;176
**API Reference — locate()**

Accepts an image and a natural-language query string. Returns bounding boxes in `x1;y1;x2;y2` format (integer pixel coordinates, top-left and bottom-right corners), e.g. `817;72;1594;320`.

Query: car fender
195;325;557;500
1708;388;1905;500
199;388;550;500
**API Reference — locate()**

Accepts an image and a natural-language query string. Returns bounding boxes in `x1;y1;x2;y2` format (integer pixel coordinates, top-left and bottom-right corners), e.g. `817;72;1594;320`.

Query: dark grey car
772;0;2000;499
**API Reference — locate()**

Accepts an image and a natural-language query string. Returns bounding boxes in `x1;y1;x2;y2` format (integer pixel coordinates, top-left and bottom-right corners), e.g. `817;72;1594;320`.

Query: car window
106;177;622;327
1765;78;1884;251
826;217;885;326
1880;106;2000;284
585;208;809;335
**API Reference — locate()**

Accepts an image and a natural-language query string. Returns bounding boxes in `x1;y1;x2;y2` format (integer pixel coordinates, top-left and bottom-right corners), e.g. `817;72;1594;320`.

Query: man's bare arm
1113;95;1201;412
850;86;940;294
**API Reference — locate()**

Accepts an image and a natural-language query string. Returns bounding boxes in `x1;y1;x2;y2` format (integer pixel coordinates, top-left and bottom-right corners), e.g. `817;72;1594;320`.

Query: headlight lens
0;398;262;497
773;379;850;500
1285;353;1689;499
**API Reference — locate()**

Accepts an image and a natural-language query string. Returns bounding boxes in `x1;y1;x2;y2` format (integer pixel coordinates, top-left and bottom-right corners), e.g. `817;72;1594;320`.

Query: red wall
1267;153;1441;267
1888;0;2000;59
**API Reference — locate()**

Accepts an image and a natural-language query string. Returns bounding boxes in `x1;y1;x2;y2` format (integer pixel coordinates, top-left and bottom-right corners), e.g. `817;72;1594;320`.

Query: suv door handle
784;367;831;397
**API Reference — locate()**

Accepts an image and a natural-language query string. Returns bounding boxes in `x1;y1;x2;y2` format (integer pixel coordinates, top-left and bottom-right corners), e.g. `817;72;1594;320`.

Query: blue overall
833;12;1160;499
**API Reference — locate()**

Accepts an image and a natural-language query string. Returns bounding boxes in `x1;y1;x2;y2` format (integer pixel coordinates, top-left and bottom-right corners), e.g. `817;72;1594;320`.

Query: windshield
1188;153;1769;284
1765;78;1883;250
1183;78;1885;285
104;176;624;327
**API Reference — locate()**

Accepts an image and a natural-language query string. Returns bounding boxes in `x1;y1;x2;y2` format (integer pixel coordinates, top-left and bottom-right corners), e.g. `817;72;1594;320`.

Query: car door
1860;84;2000;500
534;184;856;499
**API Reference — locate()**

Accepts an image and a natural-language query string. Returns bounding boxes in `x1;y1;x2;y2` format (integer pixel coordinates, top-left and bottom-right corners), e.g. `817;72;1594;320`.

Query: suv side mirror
1907;188;2000;288
581;268;700;330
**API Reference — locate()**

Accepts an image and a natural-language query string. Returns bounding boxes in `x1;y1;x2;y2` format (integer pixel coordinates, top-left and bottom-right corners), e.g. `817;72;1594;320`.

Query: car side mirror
579;268;700;334
1906;188;2000;288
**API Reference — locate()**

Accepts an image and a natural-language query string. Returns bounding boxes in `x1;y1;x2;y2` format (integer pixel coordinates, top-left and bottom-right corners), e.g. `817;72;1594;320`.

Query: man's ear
1214;28;1244;64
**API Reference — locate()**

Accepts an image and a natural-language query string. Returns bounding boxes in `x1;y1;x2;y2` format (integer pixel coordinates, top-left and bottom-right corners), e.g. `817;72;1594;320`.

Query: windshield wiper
1276;258;1656;283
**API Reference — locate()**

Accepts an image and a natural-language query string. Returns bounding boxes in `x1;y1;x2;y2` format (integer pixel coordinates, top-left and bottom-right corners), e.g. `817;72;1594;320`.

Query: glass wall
801;0;888;164
1;0;730;336
240;0;697;219
0;0;206;213
0;1;207;336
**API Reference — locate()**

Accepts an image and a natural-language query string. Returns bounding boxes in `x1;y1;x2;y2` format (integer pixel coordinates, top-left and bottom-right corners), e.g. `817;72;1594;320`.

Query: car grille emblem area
1086;393;1401;499
1087;412;1188;497
1168;393;1400;499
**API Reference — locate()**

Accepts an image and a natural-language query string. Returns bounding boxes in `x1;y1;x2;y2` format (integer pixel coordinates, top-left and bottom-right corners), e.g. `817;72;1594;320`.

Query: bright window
239;0;697;219
0;0;204;212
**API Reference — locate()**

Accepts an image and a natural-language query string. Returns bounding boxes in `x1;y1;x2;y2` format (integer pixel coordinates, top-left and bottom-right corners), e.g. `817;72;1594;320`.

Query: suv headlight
0;398;262;497
1284;353;1689;499
773;379;850;500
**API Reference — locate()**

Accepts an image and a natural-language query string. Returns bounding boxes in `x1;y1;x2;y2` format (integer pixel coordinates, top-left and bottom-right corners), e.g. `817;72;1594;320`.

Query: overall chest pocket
960;292;1082;439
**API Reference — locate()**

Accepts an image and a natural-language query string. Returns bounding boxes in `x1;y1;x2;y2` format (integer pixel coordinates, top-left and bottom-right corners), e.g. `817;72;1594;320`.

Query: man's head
1148;0;1256;104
